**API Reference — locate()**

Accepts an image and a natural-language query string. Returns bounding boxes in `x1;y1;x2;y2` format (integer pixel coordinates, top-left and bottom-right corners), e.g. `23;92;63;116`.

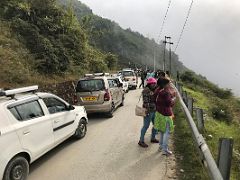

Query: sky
80;0;240;96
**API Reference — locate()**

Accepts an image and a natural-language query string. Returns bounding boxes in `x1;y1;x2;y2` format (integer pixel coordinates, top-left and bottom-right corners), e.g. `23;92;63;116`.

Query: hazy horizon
80;0;240;96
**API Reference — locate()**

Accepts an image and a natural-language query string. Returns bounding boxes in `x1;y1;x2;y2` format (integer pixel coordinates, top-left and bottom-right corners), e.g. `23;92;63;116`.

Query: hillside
174;71;240;179
0;0;187;87
59;0;186;74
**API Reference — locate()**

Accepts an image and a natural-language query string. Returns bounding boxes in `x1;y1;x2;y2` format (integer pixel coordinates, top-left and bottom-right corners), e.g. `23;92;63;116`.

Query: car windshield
76;79;104;92
122;71;134;77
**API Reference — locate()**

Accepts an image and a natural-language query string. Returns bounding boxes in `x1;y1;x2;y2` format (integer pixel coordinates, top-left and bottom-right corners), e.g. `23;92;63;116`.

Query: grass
174;102;208;180
174;85;240;179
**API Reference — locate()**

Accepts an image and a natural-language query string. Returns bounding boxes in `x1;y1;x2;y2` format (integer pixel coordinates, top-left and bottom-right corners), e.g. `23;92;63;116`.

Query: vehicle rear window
76;79;104;92
122;71;134;77
9;101;44;121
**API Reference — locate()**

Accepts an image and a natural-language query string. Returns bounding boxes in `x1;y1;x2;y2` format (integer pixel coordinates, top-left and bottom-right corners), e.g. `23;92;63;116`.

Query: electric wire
174;0;194;52
156;0;172;44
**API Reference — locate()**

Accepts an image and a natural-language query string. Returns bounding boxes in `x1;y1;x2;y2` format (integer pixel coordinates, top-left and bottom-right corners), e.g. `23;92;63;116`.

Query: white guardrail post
174;82;223;180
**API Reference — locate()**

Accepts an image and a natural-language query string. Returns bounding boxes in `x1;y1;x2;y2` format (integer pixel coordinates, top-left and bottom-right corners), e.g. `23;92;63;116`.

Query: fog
80;0;240;96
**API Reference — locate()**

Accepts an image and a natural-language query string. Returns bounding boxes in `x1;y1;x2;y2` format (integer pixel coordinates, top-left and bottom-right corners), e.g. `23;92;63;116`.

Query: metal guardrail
174;82;224;180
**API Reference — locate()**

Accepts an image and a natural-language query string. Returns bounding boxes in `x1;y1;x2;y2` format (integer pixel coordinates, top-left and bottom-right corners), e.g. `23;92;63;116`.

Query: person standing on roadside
154;78;175;155
138;77;159;148
139;70;146;88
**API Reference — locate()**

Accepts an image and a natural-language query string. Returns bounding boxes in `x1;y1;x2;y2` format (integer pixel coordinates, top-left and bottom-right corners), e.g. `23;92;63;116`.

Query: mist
80;0;240;96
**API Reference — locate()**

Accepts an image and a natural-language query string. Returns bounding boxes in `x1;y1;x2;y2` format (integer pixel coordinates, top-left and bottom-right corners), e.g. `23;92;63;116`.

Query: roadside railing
174;81;234;180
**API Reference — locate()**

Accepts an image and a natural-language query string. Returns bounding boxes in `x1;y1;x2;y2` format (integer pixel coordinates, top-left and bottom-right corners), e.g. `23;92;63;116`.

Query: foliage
0;19;33;85
0;0;116;77
180;83;240;179
210;98;233;124
181;71;233;99
174;102;208;180
104;53;118;70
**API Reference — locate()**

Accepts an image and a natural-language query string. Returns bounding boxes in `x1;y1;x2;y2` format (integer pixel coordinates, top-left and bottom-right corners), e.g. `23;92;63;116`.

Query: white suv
0;86;88;180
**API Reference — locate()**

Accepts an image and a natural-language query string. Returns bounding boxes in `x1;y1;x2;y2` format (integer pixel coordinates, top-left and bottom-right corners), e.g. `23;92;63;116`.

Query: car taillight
104;89;111;101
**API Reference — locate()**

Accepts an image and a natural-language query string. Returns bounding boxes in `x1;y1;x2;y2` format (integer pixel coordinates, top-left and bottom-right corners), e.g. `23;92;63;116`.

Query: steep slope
0;0;117;86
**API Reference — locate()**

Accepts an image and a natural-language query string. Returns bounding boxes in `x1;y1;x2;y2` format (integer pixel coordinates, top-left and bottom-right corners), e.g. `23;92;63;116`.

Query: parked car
121;69;138;89
110;74;129;93
0;86;88;180
76;73;124;117
117;76;129;93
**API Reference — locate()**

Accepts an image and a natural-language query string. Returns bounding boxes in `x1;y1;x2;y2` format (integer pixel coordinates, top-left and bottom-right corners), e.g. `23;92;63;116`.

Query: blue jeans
159;122;170;151
140;112;157;142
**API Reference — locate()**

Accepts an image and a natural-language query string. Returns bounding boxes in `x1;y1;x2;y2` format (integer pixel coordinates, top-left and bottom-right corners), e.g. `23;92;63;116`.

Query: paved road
28;89;177;180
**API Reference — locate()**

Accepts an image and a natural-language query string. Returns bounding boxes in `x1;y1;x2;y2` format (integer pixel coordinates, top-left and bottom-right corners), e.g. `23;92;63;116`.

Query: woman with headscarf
138;77;159;148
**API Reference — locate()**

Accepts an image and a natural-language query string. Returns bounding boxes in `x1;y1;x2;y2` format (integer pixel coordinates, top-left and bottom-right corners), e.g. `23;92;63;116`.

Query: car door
42;97;76;145
114;78;122;104
8;100;54;159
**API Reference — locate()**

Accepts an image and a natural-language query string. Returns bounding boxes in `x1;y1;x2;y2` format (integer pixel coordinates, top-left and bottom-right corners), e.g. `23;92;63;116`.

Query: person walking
138;77;159;148
139;70;146;88
154;78;175;155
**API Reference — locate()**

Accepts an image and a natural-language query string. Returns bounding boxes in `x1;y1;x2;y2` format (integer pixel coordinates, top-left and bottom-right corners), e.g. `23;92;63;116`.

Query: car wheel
73;119;87;139
3;156;29;180
106;103;115;118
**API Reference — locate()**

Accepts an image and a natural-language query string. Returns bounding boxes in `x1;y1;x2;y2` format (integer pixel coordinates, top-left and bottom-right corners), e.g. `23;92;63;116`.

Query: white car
121;70;138;90
0;86;88;180
116;76;129;93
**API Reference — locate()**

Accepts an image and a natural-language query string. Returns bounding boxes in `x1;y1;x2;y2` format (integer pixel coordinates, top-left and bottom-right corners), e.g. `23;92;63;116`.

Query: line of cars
0;69;138;180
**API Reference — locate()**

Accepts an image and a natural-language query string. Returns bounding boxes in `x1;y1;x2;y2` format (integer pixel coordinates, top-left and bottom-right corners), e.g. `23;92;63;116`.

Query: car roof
79;76;108;81
0;92;58;106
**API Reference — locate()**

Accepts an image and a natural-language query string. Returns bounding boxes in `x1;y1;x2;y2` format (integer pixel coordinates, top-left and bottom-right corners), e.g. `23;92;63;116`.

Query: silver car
76;74;124;117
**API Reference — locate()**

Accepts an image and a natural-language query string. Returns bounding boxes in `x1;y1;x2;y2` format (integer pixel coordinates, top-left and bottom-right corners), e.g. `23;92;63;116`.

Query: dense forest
0;0;186;86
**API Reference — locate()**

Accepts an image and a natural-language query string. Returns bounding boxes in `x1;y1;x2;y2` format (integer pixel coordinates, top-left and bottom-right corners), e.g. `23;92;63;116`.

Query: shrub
211;99;233;124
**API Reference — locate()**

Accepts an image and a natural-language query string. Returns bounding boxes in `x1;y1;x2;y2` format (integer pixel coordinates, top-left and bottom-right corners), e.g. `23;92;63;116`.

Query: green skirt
154;112;174;133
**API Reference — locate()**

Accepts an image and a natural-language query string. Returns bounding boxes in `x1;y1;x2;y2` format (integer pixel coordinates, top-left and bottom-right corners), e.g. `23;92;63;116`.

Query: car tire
73;119;87;139
106;103;115;118
3;156;29;180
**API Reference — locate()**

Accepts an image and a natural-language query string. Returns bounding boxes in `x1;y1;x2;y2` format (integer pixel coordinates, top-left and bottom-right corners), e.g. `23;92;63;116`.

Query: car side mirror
67;105;75;111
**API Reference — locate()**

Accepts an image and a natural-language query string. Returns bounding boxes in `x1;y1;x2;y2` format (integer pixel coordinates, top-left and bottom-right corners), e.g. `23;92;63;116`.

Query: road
28;88;177;180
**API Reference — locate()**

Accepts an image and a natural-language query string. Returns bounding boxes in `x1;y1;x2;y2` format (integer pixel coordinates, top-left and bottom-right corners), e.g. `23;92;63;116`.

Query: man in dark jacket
139;70;147;88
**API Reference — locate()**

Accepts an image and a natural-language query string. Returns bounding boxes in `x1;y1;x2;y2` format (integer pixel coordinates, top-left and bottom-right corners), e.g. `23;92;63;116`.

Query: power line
156;0;172;44
174;0;194;52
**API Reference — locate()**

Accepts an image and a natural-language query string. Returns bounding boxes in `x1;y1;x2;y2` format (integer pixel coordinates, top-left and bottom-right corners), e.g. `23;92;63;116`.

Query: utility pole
153;45;156;72
163;36;171;72
169;41;174;77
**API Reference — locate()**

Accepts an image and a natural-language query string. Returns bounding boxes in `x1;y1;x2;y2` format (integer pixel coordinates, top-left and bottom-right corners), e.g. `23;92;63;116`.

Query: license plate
82;96;97;101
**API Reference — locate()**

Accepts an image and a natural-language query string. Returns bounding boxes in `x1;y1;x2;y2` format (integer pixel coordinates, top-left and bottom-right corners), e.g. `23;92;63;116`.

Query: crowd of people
138;70;177;156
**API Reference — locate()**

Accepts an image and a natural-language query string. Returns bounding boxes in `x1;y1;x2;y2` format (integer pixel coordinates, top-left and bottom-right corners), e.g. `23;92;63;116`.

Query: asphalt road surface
28;88;177;180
